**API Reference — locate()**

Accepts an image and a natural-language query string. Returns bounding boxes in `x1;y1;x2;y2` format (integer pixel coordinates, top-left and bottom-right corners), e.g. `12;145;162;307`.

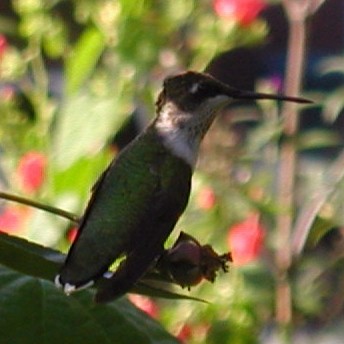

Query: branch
0;191;79;223
275;0;309;331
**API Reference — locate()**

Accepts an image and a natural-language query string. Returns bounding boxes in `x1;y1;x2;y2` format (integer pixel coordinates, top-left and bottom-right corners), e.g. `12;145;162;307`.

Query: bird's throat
155;102;200;168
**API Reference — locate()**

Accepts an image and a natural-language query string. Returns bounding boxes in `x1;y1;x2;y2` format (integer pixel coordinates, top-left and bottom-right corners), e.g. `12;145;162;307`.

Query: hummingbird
55;71;311;303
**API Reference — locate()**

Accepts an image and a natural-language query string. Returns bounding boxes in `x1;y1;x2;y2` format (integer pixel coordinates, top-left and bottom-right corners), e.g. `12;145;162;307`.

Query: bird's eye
189;82;205;94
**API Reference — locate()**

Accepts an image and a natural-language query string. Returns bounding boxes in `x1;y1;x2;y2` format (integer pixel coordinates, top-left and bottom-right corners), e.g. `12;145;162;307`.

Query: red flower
128;294;159;319
0;206;23;234
67;227;78;243
213;0;267;26
17;152;46;193
196;186;216;210
176;324;192;343
0;35;8;57
227;213;265;265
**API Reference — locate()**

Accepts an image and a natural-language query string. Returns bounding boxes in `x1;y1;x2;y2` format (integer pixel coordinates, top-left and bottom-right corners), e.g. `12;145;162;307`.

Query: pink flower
0;86;15;101
213;0;267;26
17;152;46;193
269;74;283;93
128;294;159;319
227;213;265;265
0;206;23;234
0;35;8;57
196;186;216;210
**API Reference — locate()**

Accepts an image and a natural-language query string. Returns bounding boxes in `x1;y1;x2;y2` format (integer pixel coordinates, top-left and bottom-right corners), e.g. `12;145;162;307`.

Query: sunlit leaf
65;26;105;94
305;216;336;248
322;87;344;123
317;56;344;75
52;152;112;204
296;129;341;150
53;92;126;169
119;0;146;17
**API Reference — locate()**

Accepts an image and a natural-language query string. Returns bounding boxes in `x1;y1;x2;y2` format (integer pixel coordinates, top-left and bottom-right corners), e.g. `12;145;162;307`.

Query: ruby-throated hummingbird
55;71;311;302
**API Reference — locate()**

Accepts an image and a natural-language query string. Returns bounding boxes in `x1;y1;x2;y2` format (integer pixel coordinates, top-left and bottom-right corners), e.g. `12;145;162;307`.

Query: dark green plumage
56;71;311;302
58;125;192;300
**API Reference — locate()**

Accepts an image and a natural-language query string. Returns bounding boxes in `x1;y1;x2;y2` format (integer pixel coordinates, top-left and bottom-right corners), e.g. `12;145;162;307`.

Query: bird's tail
95;244;163;303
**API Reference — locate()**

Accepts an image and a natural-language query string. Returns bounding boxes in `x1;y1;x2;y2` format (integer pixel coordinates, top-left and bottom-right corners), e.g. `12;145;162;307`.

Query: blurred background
0;0;344;343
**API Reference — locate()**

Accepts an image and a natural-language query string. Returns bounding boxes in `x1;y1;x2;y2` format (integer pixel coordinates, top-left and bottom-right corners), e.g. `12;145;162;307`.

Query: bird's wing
94;162;192;302
57;132;192;294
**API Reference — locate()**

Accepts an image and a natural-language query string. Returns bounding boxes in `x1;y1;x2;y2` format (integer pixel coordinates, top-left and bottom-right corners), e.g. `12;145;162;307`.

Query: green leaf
305;216;336;248
292;151;344;256
318;56;344;75
0;233;206;302
245;120;282;155
65;26;105;94
119;0;146;17
0;265;179;344
297;129;341;150
52;153;111;201
133;281;207;303
53;92;126;169
0;231;62;280
322;87;344;123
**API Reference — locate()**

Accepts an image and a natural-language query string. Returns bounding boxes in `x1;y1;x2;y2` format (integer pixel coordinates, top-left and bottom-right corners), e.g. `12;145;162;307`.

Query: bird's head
154;71;311;166
155;71;310;140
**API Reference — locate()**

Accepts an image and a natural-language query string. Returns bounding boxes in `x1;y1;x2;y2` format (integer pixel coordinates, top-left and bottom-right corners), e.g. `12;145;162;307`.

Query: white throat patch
155;102;199;167
155;95;229;168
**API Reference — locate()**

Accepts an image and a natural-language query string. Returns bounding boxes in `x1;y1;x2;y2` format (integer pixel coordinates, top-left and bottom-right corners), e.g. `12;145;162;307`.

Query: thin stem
276;0;308;336
0;191;79;223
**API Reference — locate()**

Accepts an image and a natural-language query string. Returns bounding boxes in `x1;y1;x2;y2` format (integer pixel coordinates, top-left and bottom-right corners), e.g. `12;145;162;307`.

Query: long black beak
233;89;312;104
206;71;313;104
226;87;313;104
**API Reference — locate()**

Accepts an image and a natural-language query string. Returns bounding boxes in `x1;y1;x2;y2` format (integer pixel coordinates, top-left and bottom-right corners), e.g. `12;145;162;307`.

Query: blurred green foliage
0;0;344;343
